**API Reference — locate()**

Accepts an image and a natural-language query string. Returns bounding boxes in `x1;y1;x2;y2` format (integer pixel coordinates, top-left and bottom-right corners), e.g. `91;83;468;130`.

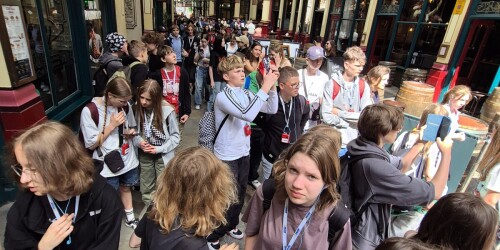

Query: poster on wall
125;0;137;29
2;5;33;81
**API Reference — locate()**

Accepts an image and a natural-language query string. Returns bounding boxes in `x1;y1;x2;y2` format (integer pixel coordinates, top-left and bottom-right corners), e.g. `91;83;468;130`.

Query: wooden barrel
402;68;428;83
383;100;406;111
480;87;500;124
293;57;307;70
395;81;435;117
378;61;397;86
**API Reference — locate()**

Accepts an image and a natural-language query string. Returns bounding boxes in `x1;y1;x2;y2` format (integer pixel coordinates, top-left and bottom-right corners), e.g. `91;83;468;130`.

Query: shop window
334;0;371;52
22;0;82;110
387;0;454;69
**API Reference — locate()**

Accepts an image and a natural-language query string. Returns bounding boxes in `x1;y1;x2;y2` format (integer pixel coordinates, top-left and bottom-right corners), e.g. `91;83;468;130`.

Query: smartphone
422;114;451;141
262;56;271;73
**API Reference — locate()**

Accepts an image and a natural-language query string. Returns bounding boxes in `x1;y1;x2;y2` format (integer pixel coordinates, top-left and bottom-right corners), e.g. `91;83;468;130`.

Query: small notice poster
2;5;33;80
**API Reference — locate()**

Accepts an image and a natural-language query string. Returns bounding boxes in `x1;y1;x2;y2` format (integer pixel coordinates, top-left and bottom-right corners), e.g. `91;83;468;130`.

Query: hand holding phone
422;114;451;141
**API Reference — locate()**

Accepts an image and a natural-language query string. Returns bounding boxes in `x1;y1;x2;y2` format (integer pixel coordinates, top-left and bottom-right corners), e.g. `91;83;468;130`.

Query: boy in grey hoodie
321;46;371;149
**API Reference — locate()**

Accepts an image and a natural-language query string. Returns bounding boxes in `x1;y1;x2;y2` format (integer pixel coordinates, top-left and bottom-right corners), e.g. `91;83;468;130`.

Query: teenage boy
298;46;330;131
241;27;253;46
236;35;249;55
142;32;164;73
100;32;128;77
127;40;149;98
322;46;371;152
257;66;310;180
165;25;184;67
182;24;200;93
348;104;453;249
207;55;279;250
151;45;191;124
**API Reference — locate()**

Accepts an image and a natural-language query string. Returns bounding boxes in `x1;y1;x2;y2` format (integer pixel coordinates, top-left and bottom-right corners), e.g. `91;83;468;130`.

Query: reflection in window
21;0;79;110
22;1;53;109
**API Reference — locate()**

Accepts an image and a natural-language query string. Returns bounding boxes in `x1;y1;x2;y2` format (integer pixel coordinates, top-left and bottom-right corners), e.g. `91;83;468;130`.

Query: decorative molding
476;1;500;14
125;0;137;29
380;4;399;14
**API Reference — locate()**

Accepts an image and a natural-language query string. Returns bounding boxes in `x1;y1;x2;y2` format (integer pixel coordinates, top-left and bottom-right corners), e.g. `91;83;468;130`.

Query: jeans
106;167;139;190
195;66;208;105
207;81;227;111
207;156;250;241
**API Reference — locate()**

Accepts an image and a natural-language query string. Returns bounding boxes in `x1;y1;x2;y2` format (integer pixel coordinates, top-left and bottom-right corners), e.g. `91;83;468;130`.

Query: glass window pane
22;1;54;110
337;20;353;51
414;24;446;55
357;0;370;19
390;23;416;67
40;0;79;104
352;20;365;46
400;0;423;22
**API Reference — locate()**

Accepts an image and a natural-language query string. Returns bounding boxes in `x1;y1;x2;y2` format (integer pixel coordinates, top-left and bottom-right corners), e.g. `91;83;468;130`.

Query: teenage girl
243;131;352;250
133;79;180;207
440;85;472;141
366;66;390;104
129;147;238;250
244;42;264;75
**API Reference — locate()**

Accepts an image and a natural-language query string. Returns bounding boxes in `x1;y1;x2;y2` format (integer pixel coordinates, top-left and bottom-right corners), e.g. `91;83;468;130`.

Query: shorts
106;167;139;190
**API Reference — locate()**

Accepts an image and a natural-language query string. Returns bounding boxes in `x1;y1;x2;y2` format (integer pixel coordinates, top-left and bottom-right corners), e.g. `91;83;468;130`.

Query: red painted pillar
0;84;48;142
426;62;450;102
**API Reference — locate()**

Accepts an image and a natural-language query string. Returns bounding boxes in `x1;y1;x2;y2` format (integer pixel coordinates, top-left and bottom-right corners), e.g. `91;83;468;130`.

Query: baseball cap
235;35;249;46
157;26;167;33
306;46;325;60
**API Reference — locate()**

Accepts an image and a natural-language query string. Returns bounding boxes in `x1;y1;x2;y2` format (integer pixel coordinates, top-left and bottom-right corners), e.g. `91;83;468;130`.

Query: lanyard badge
281;133;290;143
244;124;252;136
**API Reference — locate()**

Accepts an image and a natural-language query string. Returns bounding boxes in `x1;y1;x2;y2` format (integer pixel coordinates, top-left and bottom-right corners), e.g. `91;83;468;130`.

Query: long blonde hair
441;85;472;105
149;147;237;236
479;126;500;181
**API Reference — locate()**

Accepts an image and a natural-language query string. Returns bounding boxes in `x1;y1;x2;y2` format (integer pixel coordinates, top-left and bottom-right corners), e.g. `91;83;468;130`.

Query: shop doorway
456;20;500;94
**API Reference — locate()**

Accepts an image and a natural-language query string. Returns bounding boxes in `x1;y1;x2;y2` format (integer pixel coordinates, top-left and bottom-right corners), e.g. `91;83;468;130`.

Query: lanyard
280;95;293;132
144;112;154;138
282;198;317;250
163;67;177;85
47;194;80;245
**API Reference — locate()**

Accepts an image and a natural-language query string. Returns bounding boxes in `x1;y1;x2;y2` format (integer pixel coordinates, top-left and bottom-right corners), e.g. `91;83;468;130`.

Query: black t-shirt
209;50;227;82
148;54;164;73
135;216;209;250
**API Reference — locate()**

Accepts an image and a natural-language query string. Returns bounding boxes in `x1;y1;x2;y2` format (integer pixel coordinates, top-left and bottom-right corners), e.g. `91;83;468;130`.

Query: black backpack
93;59;120;97
262;178;351;245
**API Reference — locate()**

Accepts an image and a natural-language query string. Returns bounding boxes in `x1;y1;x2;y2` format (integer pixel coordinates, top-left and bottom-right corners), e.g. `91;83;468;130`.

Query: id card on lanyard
280;95;293;144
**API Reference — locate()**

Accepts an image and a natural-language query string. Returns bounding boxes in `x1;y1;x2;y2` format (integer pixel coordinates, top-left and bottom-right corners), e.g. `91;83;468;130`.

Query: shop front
0;0;116;206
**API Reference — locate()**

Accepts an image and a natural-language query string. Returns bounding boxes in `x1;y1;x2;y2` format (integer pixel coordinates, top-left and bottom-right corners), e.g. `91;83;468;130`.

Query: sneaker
207;240;220;250
248;179;261;189
226;228;244;240
125;218;139;229
195;105;201;110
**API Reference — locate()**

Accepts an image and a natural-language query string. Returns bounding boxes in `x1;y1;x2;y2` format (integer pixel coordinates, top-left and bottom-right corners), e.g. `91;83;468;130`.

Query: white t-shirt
298;68;329;130
478;163;500;199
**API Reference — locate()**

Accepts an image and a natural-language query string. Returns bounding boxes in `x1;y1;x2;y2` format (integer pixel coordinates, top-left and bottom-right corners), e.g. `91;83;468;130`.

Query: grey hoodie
99;51;123;77
321;71;372;146
347;137;435;250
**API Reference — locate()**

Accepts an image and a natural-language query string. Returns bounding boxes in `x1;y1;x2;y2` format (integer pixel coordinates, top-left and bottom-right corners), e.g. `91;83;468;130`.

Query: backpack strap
86;102;99;126
212;114;230;144
332;79;340;100
262;178;276;212
358;78;365;99
332;78;365;100
327;201;351;243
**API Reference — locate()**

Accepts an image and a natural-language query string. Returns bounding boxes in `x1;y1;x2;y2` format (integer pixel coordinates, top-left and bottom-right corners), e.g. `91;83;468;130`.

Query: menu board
2;5;33;80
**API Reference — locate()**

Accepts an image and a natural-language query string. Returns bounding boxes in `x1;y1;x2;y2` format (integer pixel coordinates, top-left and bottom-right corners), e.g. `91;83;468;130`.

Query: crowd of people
3;16;500;250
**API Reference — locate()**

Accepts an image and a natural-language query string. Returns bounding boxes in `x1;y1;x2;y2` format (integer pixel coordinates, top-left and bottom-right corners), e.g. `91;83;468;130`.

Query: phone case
422;114;451;141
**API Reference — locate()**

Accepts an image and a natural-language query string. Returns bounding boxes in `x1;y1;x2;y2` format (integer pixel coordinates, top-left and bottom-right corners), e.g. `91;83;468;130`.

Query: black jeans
248;127;265;181
207;156;250;241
